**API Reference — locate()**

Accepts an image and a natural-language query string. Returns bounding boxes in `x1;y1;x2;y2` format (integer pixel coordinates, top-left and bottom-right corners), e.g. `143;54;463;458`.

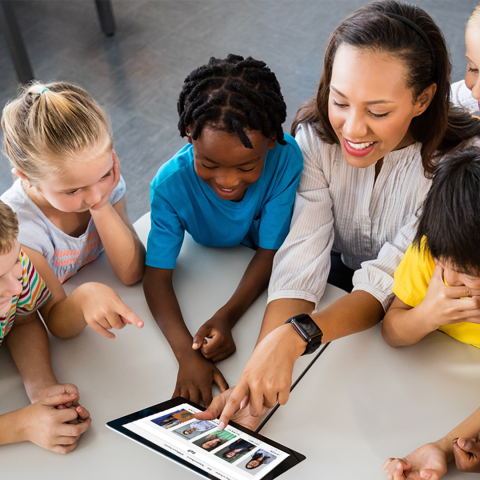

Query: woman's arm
192;247;277;362
143;266;228;406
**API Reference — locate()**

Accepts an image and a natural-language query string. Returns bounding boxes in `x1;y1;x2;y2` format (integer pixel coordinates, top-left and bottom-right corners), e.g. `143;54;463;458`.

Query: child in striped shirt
0;201;91;454
1;82;145;339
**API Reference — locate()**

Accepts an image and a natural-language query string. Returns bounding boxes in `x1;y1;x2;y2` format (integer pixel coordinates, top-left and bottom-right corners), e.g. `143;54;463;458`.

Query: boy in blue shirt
144;55;303;405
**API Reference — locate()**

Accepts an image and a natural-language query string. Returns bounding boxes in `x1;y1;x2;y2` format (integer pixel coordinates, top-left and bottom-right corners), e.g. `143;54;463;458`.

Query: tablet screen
108;399;302;480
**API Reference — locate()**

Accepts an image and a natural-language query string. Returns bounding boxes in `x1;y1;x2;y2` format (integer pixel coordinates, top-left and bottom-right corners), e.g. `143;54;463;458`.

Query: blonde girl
1;82;145;339
451;3;480;113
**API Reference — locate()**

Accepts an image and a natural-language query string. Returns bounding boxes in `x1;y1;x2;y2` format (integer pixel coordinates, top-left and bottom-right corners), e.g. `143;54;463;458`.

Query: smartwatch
285;313;323;356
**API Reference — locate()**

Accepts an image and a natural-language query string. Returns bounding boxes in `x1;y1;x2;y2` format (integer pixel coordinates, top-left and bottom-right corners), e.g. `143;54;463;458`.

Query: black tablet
106;397;305;480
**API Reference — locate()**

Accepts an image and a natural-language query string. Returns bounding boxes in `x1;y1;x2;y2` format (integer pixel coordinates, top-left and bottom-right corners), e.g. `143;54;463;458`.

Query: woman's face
328;45;428;168
246;459;261;469
465;26;480;107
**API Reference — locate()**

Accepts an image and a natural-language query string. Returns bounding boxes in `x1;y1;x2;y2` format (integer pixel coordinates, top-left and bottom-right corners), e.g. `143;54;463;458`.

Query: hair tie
384;12;436;75
40;87;50;95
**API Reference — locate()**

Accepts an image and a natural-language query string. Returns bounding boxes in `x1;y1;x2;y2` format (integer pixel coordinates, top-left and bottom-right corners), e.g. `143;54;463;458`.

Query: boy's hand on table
192;314;236;362
421;264;480;327
194;388;263;432
173;351;228;407
453;433;480;472
383;442;448;480
22;392;92;454
78;282;144;339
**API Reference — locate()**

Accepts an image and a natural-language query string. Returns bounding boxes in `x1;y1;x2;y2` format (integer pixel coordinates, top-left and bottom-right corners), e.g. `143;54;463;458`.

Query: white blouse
268;123;432;312
451;79;478;114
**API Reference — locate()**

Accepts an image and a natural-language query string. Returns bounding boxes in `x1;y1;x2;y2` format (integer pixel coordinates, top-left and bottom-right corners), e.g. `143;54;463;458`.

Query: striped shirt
268;123;434;312
0;250;51;345
1;177;125;284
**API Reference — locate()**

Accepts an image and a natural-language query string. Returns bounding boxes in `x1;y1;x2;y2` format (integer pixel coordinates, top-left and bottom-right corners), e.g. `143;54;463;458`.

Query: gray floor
0;0;475;222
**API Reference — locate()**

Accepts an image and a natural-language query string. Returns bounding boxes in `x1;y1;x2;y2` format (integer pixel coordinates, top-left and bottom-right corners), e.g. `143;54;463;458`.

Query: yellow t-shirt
393;240;480;348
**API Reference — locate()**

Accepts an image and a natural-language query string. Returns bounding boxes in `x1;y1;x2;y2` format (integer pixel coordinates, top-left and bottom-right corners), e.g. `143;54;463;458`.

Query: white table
1;212;345;479
260;323;480;479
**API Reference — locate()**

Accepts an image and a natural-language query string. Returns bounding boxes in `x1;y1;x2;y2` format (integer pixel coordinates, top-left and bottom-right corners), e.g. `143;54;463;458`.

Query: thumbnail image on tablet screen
107;397;305;480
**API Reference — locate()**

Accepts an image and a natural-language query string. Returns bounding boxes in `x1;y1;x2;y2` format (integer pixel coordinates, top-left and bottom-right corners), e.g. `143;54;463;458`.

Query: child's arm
382;264;480;347
23;247;143;339
2;311;91;453
89;152;146;285
383;407;480;479
192;247;277;362
143;266;228;406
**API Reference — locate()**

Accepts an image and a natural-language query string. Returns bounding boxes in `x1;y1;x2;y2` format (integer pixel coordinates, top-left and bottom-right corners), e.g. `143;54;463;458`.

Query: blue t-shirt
146;133;303;269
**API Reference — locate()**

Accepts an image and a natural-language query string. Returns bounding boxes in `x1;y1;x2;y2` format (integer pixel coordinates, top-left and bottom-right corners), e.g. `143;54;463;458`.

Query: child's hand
420;264;480;327
77;282;144;339
23;392;92;454
30;382;80;406
173;351;229;407
89;150;121;212
383;442;448;480
453;433;480;472
192;314;236;362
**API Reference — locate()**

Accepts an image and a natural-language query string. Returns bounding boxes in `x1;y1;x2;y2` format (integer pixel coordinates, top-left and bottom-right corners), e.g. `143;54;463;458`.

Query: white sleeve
352;203;427;312
268;125;334;306
451;80;478;113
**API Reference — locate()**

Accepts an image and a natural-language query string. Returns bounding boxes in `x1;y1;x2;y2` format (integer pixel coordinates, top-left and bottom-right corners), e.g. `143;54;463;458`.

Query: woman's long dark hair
291;1;480;177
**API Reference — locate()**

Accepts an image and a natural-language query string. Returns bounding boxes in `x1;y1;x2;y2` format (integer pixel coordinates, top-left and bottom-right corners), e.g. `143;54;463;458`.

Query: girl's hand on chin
90;150;121;212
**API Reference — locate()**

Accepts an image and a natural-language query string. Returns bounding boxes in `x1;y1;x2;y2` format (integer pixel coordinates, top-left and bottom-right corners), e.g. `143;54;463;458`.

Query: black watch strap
286;313;323;356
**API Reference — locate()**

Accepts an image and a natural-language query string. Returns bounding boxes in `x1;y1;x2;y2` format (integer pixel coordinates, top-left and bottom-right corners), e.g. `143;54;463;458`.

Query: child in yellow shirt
382;147;480;349
382;146;480;478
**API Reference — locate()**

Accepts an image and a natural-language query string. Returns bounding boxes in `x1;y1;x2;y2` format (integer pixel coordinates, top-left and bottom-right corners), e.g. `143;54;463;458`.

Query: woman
195;1;480;431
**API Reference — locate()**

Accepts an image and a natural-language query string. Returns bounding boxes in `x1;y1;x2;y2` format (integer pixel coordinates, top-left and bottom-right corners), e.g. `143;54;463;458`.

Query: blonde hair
468;2;480;29
0;201;19;255
2;81;112;184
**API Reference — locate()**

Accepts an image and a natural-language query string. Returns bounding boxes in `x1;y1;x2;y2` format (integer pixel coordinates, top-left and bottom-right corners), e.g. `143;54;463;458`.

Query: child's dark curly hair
177;54;287;149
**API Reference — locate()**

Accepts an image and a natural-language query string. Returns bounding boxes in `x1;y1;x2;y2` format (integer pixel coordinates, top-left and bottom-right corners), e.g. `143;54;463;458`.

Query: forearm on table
258;290;383;345
0;409;28;445
218;248;277;327
91;204;146;285
44;285;92;338
143;267;196;362
5;315;57;402
382;304;435;347
435;407;480;463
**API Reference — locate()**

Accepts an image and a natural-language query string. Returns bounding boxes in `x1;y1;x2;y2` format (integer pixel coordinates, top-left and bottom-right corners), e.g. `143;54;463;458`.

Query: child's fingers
60;419;91;437
200;386;213;408
213;370;229;393
43;392;78;407
456;437;479;453
52;442;79;455
118;305;144;329
90;321;116;339
76;405;91;421
192;325;210;350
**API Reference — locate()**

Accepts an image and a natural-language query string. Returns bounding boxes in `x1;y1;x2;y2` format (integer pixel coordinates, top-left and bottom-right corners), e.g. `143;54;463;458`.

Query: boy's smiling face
188;126;276;202
0;240;23;316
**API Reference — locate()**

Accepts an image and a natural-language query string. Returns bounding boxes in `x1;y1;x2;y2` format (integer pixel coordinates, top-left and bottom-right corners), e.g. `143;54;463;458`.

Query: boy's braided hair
177;54;287;148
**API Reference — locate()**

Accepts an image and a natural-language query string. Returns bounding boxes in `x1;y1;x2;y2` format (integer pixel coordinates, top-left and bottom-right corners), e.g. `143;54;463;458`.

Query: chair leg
95;0;116;37
0;0;34;84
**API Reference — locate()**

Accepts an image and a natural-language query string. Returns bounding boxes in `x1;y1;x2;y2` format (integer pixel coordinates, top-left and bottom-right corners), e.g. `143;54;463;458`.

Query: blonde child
0;201;91;454
1;82;145;339
451;3;480;113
